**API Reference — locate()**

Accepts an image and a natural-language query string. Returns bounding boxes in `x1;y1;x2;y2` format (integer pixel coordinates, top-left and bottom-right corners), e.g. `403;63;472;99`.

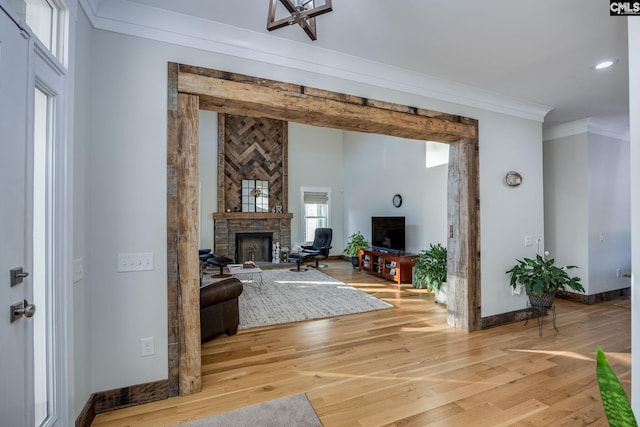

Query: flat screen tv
371;216;406;254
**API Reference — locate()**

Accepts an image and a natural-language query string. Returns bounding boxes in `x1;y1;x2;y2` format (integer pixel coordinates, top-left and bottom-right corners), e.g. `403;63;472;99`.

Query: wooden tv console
358;248;418;285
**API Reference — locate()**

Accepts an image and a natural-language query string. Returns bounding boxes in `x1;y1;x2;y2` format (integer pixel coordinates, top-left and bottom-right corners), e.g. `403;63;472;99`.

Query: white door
0;5;34;426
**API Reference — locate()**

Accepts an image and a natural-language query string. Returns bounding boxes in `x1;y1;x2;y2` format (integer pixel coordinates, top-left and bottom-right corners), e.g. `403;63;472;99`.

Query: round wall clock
392;194;403;208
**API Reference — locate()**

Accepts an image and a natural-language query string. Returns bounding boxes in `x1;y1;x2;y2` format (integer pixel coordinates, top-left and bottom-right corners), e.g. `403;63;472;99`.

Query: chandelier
267;0;333;41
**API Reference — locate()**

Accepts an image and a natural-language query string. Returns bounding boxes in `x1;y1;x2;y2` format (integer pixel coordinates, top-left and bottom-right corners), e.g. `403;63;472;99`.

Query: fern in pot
414;243;448;303
506;254;584;308
344;231;368;270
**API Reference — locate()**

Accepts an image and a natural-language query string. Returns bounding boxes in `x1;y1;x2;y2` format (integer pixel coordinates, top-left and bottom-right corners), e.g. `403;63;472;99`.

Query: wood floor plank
90;260;630;426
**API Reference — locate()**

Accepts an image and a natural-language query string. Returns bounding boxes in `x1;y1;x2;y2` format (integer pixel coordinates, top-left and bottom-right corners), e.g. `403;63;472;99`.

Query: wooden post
166;63;180;397
447;138;481;331
177;93;201;394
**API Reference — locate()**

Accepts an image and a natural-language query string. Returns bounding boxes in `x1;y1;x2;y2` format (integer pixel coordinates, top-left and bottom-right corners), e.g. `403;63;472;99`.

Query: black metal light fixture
267;0;333;41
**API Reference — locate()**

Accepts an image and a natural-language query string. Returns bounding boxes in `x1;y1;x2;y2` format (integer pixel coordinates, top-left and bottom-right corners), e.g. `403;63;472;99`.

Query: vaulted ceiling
82;0;630;136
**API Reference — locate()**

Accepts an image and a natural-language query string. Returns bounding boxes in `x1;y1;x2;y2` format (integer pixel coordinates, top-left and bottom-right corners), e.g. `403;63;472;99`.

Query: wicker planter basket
528;292;555;309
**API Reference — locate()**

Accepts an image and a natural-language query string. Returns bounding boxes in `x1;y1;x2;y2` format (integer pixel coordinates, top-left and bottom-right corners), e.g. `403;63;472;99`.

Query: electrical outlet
524;236;533;247
512;284;523;295
617;268;622;278
141;337;155;357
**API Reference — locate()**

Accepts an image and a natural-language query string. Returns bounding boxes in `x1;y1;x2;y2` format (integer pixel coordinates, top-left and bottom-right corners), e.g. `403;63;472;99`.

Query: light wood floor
92;260;631;426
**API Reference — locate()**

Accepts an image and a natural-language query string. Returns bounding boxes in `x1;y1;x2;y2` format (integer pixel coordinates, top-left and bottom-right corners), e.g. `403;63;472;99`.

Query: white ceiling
83;0;630;136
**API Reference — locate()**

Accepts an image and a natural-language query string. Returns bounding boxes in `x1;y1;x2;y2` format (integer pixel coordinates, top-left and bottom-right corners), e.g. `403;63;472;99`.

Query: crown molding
544;118;630;141
80;0;551;122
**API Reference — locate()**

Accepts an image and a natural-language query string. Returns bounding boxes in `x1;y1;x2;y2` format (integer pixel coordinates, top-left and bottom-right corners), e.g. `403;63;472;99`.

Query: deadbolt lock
10;267;29;286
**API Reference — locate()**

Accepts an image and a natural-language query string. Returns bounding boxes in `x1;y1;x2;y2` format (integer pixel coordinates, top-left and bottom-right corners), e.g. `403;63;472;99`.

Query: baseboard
557;287;630;304
480;308;533;329
75;393;97;427
481;287;631;330
75;379;169;427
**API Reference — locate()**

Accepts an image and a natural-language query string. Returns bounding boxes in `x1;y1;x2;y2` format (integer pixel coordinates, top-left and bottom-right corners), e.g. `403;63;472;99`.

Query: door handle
10;299;36;323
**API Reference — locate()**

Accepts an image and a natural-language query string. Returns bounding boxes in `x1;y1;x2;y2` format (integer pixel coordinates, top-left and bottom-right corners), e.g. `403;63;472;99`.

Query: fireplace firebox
235;232;273;263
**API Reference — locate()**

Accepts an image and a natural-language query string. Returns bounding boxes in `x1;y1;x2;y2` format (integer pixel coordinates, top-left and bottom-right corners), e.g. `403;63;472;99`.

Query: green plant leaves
414;243;447;291
344;231;368;256
596;347;637;426
505;254;585;296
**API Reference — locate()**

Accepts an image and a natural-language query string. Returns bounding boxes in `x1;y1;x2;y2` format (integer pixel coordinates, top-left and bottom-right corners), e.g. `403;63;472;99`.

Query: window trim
300;186;331;244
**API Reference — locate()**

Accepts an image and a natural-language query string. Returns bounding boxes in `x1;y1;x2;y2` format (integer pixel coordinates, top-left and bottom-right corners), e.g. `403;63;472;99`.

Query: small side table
227;264;264;289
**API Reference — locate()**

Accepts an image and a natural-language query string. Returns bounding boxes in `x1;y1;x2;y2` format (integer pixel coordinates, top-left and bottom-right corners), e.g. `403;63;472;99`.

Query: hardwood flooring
91;260;631;426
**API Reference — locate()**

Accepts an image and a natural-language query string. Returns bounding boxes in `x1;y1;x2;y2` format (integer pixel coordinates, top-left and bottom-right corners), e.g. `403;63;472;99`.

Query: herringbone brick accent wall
223;114;286;212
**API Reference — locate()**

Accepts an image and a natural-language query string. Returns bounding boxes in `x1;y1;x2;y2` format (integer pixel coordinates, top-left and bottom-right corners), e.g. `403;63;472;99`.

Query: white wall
587;133;631;293
543;131;631;295
198;110;218;250
475;116;545;317
544;134;590;286
629;17;640;415
342;132;448;254
72;5;92;415
76;19;545;392
288;123;345;253
82;27;171;392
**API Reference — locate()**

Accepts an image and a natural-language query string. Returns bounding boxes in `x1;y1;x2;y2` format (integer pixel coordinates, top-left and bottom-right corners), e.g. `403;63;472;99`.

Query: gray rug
175;393;322;427
220;268;393;329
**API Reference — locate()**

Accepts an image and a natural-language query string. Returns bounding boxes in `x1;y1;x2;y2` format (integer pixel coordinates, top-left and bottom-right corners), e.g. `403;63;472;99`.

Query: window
301;188;330;243
32;85;51;427
425;140;449;168
9;0;66;63
25;0;56;51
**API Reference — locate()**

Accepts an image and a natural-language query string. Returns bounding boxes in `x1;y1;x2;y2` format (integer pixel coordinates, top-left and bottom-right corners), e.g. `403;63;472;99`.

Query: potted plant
413;243;448;303
344;231;369;269
506;254;585;308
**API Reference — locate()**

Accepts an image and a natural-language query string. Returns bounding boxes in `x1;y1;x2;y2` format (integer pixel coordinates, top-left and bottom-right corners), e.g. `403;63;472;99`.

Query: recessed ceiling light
593;59;618;70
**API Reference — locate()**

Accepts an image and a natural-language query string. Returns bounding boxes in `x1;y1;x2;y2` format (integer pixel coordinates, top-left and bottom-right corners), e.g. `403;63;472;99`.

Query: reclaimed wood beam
176;93;201;394
166;63;180;398
179;72;476;143
447;137;481;331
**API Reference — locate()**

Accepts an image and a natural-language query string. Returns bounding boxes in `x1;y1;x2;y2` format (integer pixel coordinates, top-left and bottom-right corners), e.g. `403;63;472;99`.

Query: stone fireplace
212;213;292;262
212;114;292;260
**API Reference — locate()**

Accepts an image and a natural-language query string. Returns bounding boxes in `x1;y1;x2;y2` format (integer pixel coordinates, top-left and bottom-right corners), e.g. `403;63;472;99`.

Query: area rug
174;393;323;427
224;268;393;329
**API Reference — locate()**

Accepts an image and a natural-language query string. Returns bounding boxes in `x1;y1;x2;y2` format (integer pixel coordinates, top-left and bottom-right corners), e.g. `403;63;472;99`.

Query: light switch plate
118;252;154;272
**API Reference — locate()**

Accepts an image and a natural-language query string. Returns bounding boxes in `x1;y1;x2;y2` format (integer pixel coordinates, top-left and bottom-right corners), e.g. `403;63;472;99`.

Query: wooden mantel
212;212;293;220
